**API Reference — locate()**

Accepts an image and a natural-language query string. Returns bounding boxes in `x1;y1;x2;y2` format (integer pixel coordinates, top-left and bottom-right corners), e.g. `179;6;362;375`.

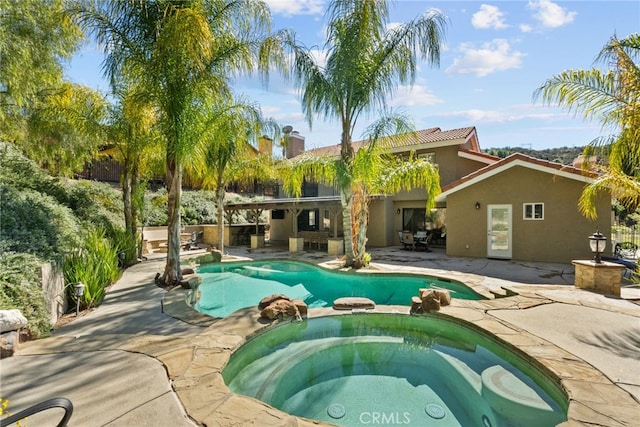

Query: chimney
286;131;305;159
258;135;273;156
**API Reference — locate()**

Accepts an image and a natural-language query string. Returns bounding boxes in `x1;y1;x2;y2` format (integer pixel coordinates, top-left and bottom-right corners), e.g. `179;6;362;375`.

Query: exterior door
487;204;512;259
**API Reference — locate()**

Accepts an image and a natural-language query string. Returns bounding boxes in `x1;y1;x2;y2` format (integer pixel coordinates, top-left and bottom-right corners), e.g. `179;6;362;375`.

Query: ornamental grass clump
63;228;121;310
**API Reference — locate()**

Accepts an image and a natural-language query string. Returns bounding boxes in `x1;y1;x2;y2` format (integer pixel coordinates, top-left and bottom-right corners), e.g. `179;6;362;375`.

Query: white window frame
523;202;544;220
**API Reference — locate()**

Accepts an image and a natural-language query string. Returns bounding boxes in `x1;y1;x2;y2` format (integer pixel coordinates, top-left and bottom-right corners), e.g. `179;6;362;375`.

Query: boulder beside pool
259;295;307;321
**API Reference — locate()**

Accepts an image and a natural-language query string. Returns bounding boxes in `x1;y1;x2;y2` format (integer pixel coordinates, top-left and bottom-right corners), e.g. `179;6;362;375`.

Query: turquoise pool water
223;314;568;427
194;260;484;318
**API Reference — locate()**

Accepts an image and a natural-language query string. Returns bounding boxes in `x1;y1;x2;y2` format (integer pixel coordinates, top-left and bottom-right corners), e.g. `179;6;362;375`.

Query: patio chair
402;231;415;250
414;231;432;252
183;231;204;250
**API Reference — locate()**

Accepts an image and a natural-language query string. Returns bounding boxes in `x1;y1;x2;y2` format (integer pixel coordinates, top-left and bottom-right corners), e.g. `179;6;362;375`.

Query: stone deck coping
87;275;640;426
18;260;640;427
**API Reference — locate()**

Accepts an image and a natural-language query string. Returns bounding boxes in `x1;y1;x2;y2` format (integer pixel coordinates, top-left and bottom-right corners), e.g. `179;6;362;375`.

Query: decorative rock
410;296;424;314
260;300;300;321
0;309;28;333
291;299;308;318
434;289;451;306
179;274;202;289
258;294;291;310
0;331;19;358
421;290;441;312
419;288;431;299
333;297;375;310
181;267;195;275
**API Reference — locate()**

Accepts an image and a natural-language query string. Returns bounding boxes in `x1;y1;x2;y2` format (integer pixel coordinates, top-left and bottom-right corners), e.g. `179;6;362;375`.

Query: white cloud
472;4;508;30
519;23;533;33
527;0;576;28
445;39;524;77
434;106;556;124
388;84;443;107
264;0;325;17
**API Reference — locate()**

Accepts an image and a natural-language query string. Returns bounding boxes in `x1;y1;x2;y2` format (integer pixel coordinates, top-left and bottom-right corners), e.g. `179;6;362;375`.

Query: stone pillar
327;238;344;256
251;234;265;249
572;260;624;296
289;236;304;252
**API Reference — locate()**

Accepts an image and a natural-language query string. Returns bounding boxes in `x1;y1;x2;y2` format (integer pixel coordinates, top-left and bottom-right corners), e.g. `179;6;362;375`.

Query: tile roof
297;127;477;158
438;152;600;199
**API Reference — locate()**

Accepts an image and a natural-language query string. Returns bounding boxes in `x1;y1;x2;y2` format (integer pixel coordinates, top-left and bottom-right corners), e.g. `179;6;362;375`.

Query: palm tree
73;0;280;284
105;87;162;244
186;98;278;253
282;120;441;268
283;0;446;267
534;33;640;218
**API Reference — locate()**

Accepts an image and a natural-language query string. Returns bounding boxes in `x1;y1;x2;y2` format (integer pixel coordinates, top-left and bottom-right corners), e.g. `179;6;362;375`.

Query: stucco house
228;127;610;263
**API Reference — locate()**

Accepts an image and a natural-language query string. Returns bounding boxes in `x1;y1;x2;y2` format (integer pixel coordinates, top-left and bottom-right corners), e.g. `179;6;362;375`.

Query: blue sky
66;0;640;151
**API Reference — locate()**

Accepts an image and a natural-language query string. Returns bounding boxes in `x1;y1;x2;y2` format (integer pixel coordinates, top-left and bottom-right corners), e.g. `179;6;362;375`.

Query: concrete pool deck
1;246;638;426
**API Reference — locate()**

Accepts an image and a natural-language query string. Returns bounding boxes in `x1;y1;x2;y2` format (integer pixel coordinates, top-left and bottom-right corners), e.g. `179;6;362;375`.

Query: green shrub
63;228;121;309
0;185;80;261
181;190;218;224
0;252;52;338
0;142;68;204
144;189;168;226
64;179;124;230
108;226;139;267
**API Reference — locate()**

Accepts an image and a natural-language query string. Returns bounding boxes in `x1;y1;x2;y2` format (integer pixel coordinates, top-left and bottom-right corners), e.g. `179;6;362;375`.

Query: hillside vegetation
483;146;585;165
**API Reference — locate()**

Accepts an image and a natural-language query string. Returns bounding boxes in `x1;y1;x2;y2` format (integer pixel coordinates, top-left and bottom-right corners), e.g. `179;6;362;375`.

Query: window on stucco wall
523;203;544;220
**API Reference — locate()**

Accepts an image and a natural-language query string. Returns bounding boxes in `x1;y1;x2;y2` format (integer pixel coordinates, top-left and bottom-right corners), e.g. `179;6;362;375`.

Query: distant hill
482;146;585;165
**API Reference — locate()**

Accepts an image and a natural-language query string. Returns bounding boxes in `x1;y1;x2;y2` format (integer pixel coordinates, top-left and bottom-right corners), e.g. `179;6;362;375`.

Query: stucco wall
446;166;610;263
366;198;393;247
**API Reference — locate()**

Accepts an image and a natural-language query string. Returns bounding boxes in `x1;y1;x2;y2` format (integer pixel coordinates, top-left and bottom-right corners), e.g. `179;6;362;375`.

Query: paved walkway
1;246;638;426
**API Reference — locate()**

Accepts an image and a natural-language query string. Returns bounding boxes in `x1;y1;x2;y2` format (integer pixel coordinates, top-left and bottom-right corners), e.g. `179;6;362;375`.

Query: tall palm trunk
122;157;134;235
215;183;225;253
340;126;357;266
340;187;355;266
163;157;182;285
351;186;370;268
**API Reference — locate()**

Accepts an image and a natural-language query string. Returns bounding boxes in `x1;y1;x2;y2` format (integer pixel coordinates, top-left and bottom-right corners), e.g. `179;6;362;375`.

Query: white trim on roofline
457;150;497;165
435;158;595;202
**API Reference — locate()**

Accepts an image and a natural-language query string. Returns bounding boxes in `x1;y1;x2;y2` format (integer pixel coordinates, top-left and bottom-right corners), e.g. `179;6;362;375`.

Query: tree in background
186;98;278;253
282;0;446;267
1;0;106;176
282;119;440;267
105;87;163;255
0;0;82;142
535;33;640;218
24;82;108;176
74;0;285;285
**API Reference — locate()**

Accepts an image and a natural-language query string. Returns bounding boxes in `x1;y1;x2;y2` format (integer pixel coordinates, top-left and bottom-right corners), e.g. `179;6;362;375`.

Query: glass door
487;205;512;259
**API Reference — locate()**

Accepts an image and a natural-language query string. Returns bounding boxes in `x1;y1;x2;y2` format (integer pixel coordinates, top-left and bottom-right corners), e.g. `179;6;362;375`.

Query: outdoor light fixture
74;282;85;316
475;202;481;210
588;230;607;264
396;208;401;215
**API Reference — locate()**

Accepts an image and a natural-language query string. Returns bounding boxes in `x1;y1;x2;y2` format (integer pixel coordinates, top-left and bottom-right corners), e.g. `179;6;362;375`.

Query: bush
64;179;124;230
108;226;139;268
0;253;52;338
0;185;80;261
63;228;121;309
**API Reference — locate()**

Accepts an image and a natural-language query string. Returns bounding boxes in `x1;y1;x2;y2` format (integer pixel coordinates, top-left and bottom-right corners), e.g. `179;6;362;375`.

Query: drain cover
327;403;346;419
425;403;445;419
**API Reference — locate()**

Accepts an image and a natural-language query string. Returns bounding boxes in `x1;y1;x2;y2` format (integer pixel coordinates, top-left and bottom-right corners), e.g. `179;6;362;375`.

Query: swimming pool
194;260;484;318
223;314;568;427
